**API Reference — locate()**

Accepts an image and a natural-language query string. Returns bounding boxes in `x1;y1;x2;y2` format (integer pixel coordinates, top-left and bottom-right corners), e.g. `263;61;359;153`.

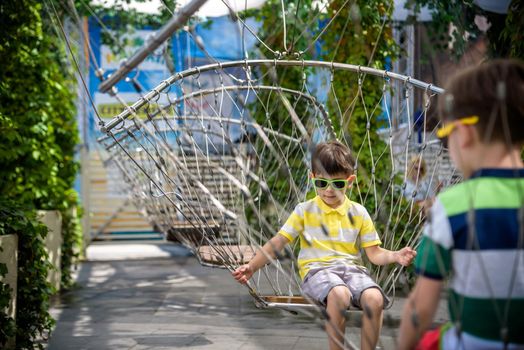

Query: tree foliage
406;0;524;60
501;0;524;59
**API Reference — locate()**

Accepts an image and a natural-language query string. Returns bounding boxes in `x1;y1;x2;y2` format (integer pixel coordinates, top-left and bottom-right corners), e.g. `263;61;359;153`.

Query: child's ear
347;174;356;186
456;123;477;148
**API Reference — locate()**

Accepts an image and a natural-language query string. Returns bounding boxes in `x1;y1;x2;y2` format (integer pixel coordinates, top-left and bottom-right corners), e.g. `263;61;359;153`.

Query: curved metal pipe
100;59;444;133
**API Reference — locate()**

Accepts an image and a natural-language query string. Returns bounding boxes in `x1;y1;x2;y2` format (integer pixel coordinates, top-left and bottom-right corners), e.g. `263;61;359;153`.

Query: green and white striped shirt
416;168;524;347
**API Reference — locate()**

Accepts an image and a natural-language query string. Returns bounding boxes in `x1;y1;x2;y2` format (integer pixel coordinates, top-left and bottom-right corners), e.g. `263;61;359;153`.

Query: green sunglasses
312;178;351;190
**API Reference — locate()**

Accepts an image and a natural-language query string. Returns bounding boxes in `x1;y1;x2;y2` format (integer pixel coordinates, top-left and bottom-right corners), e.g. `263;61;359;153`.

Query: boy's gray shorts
300;265;390;309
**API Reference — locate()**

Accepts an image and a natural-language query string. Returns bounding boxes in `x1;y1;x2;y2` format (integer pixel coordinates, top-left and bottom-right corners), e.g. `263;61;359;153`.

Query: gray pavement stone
47;241;448;349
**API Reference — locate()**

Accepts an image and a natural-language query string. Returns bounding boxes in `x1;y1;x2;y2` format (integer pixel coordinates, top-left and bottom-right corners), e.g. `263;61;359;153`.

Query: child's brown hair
408;155;427;179
438;59;524;145
311;141;355;175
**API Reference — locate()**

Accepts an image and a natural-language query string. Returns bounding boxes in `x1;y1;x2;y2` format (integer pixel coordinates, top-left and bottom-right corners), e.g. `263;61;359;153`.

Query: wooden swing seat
261;295;311;304
198;244;256;266
259;293;391;312
257;294;328;313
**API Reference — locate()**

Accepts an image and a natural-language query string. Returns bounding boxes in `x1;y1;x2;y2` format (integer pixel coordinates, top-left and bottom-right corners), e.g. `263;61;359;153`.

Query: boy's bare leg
360;288;384;350
325;285;351;350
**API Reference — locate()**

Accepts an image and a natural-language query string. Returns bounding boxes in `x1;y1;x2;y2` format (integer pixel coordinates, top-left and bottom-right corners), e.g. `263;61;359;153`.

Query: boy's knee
361;287;384;311
327;285;351;308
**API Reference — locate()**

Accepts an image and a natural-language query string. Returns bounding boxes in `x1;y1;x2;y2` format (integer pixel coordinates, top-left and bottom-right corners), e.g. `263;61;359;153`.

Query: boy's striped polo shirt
415;168;524;346
278;195;381;280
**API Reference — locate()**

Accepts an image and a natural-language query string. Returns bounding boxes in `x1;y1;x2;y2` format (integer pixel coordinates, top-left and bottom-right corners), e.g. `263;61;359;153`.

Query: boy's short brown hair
311;141;355;175
438;59;524;145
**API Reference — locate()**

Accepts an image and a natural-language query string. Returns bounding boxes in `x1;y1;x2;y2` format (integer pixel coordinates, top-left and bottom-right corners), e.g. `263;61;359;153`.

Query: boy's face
311;171;355;208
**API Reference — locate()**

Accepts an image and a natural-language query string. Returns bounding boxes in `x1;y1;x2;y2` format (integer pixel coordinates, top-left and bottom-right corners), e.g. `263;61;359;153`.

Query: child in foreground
398;59;524;349
233;140;416;350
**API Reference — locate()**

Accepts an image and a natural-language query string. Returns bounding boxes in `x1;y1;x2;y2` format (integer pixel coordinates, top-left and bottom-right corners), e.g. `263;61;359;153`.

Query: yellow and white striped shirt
278;196;381;280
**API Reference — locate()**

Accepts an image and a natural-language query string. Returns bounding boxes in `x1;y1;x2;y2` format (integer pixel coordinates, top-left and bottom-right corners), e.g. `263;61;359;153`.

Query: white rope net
97;59;452;301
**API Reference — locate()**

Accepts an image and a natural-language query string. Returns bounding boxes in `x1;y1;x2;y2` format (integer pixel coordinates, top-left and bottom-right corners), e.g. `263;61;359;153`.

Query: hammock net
97;59;452;311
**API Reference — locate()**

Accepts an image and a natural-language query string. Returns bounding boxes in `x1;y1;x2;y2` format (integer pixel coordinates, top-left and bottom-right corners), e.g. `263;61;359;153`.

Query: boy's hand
395;247;417;266
232;264;254;284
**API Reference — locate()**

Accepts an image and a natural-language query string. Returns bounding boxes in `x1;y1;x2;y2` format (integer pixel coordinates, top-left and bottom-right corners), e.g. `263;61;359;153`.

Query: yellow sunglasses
436;115;479;139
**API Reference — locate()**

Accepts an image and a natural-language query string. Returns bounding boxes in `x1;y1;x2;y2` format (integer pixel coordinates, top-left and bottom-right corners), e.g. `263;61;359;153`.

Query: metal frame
100;59;444;133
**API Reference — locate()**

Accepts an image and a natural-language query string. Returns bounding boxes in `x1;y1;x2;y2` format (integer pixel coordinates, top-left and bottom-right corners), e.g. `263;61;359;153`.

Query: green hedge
0;203;55;349
0;244;17;346
0;0;81;348
60;196;84;290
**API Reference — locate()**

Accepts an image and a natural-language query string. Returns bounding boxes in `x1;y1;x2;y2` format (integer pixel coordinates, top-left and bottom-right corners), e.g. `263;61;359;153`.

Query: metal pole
98;0;208;93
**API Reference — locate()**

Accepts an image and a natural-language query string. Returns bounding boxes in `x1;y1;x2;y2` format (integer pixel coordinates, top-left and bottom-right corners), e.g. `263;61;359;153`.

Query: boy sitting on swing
233;140;416;350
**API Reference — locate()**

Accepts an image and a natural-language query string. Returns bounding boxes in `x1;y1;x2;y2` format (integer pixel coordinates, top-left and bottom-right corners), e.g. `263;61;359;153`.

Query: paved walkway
47;241;448;350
